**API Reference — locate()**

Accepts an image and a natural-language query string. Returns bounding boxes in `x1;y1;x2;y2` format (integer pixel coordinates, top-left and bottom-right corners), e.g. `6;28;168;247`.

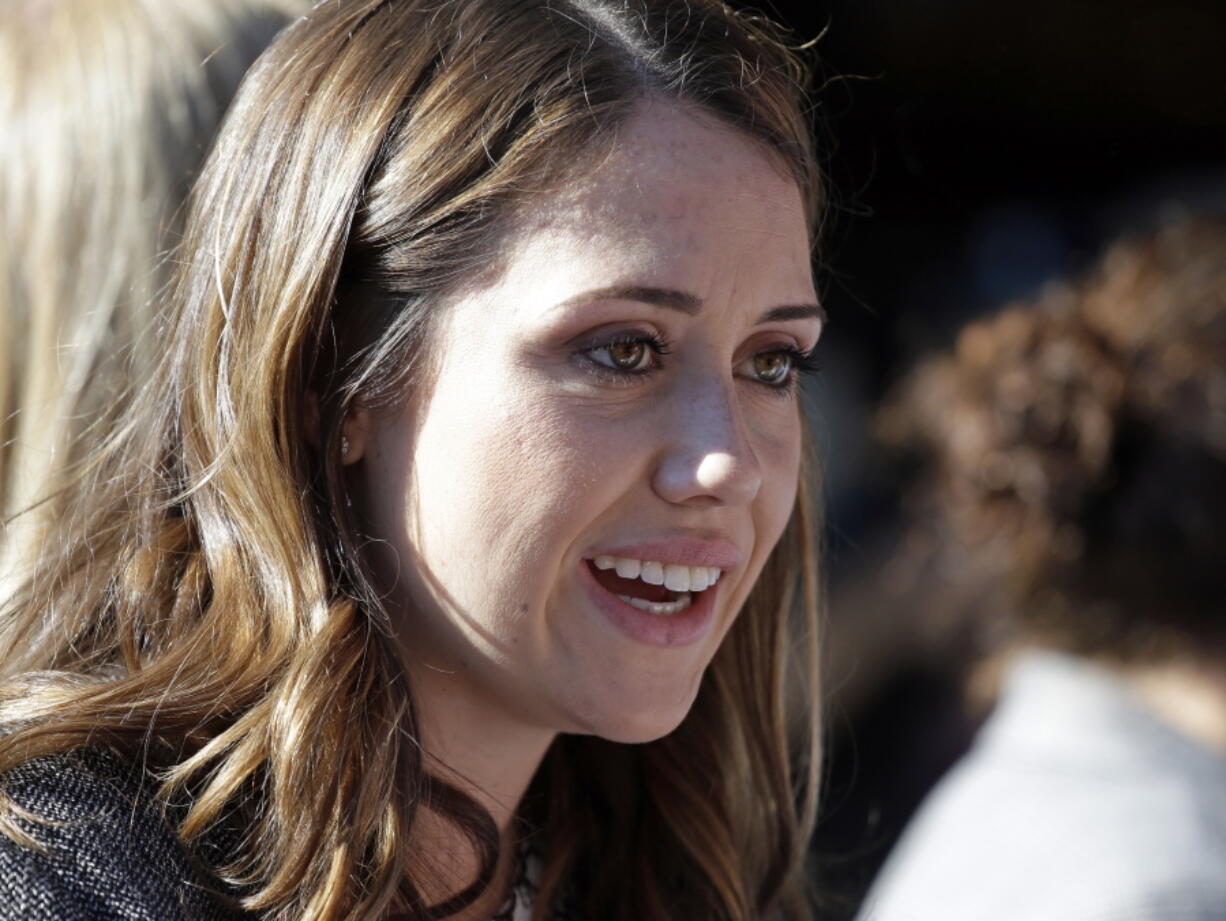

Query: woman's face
358;102;822;743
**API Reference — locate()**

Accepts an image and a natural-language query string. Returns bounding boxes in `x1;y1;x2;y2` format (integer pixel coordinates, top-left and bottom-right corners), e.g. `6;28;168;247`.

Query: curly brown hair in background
878;216;1226;665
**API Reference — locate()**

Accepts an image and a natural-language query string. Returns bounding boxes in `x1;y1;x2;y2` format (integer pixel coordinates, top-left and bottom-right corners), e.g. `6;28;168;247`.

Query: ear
305;389;369;465
340;405;371;465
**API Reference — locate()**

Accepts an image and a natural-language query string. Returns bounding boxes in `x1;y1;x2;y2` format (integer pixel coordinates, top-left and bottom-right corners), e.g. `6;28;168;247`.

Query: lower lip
578;561;720;647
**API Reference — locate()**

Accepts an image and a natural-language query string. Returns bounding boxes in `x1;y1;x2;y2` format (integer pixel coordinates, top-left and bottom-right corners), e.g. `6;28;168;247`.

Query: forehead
477;101;815;308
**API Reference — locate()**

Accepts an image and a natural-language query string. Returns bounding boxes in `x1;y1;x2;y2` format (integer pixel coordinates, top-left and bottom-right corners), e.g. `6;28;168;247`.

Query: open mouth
585;556;722;617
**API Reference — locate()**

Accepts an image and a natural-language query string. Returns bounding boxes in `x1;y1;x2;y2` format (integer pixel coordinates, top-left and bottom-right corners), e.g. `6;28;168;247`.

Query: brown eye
752;351;792;384
580;333;670;377
607;340;648;370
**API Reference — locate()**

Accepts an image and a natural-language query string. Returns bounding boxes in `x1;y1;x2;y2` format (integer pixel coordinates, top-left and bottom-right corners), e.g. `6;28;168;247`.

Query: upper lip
585;535;744;571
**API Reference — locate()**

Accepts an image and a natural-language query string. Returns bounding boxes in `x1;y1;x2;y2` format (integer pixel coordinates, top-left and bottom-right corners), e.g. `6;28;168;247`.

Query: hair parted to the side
0;0;308;600
0;2;824;920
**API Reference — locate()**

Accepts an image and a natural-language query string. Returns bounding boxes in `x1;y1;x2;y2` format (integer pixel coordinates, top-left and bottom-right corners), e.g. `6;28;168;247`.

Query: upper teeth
591;556;722;592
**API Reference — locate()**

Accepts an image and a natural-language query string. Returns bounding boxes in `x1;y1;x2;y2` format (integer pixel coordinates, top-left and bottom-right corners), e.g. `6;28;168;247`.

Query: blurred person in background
0;0;307;599
856;216;1226;920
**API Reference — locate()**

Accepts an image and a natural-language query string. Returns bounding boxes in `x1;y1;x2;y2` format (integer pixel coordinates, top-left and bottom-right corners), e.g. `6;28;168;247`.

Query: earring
340;436;350;459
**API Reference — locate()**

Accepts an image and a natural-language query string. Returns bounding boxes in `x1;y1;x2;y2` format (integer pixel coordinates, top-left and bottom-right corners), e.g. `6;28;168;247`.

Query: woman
0;2;825;920
0;0;308;599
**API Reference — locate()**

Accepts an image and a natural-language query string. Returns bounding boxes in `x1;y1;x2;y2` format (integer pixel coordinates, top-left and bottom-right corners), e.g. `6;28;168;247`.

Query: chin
564;680;701;744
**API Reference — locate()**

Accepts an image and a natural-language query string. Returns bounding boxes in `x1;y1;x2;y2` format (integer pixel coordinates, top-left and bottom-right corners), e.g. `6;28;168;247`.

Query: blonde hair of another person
0;0;307;596
0;2;825;920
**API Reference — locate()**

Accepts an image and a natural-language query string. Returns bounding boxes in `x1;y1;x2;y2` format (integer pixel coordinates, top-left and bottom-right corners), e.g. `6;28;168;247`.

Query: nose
650;379;763;508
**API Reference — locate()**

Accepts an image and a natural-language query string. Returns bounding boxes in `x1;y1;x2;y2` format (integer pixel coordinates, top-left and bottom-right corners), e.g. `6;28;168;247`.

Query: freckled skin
358;101;821;750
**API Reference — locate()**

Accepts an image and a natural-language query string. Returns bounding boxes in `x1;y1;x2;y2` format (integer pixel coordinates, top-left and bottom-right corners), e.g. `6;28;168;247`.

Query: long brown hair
0;2;825;919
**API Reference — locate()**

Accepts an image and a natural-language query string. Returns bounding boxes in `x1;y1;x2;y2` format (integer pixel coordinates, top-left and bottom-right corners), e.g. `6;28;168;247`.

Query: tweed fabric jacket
0;748;252;921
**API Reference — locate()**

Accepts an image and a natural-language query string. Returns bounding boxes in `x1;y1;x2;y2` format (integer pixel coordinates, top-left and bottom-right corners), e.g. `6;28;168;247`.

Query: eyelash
576;333;820;394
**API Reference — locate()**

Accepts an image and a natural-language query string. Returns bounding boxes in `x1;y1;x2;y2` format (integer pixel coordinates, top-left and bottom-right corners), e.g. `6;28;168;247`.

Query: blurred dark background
751;0;1226;915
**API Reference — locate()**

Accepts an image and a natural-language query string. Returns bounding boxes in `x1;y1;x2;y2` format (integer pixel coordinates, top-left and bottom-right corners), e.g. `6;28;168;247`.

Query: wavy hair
0;0;308;597
0;2;825;919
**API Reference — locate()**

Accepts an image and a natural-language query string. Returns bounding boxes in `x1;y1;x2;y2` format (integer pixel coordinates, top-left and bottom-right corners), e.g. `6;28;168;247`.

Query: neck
1122;656;1226;756
409;663;557;921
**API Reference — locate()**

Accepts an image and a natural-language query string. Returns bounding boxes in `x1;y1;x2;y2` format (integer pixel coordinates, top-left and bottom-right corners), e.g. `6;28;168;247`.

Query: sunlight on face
361;101;822;744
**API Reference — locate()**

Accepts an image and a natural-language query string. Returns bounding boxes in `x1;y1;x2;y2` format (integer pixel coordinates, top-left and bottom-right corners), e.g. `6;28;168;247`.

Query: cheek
748;404;803;559
400;370;629;599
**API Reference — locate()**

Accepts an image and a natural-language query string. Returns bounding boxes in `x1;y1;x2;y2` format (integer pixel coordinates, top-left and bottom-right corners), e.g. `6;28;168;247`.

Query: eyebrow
556;284;826;325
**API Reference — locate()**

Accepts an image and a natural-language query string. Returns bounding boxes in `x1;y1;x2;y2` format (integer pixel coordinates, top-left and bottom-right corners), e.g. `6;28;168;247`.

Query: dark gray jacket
0;749;252;921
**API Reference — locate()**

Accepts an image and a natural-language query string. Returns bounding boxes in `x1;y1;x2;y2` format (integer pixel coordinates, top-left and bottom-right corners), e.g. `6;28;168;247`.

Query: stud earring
340;436;350;459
